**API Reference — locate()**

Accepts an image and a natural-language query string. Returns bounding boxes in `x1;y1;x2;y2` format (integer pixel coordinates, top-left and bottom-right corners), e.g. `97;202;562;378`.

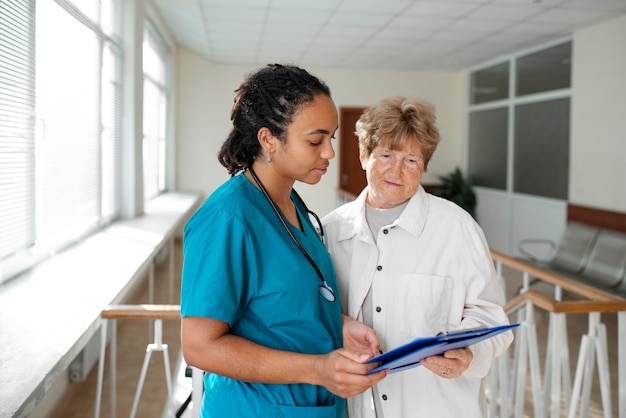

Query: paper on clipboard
366;323;519;374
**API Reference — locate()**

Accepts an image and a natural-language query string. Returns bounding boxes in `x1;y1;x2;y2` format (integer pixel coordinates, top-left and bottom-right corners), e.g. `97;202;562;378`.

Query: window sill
0;191;201;418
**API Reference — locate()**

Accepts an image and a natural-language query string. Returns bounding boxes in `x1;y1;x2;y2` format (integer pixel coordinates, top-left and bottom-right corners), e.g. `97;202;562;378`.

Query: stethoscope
248;167;336;302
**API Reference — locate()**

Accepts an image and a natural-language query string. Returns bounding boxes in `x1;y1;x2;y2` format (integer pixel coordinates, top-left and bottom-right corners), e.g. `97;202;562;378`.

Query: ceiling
151;0;626;72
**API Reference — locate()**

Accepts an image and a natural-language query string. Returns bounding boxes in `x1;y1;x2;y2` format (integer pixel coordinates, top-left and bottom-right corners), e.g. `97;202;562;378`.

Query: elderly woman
322;96;513;418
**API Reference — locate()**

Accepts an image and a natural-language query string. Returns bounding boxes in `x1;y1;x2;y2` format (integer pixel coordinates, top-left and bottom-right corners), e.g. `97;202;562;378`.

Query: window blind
0;0;36;262
143;21;168;200
0;0;122;282
36;1;102;247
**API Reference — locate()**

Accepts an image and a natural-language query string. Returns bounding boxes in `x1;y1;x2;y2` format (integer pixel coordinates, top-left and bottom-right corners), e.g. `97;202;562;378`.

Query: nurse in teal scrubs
180;64;387;418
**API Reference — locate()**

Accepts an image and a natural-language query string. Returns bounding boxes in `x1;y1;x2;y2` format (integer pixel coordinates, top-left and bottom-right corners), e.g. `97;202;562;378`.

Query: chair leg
129;319;173;418
567;313;612;418
568;335;589;418
191;366;204;418
129;346;153;418
95;320;107;418
111;320;117;418
94;319;118;418
163;345;174;416
595;323;612;418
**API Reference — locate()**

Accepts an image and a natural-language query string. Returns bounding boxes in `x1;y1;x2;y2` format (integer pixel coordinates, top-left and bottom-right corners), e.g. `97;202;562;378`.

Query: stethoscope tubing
247;168;336;302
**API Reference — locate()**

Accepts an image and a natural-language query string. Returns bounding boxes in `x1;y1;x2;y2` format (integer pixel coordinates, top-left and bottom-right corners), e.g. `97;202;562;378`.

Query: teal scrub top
181;173;345;418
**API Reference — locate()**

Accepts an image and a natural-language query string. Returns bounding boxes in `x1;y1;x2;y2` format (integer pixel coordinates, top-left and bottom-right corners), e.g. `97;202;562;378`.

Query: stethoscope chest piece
318;282;336;302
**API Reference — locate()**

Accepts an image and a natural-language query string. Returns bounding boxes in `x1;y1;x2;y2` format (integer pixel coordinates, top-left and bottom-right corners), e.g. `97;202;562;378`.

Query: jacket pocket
391;273;459;338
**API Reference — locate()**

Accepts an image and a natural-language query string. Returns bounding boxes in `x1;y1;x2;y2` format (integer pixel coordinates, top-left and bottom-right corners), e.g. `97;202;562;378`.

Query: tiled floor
48;241;619;417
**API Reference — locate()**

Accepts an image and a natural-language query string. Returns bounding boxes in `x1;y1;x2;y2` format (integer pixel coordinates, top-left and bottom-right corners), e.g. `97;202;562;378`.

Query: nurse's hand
342;315;380;358
421;347;473;379
314;348;387;398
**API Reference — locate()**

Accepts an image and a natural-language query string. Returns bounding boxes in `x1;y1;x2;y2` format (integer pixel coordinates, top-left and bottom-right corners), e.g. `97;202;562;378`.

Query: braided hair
218;64;332;176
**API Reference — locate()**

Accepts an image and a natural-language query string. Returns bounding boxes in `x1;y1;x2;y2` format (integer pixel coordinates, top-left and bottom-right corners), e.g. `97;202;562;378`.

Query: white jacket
322;186;513;418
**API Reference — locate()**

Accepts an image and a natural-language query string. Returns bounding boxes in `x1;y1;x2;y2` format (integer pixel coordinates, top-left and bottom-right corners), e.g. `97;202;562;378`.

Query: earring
266;155;272;163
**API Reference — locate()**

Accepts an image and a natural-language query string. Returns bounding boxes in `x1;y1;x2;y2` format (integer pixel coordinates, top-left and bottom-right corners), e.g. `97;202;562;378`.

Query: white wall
475;15;626;257
175;53;464;217
175;15;626;247
570;14;626;213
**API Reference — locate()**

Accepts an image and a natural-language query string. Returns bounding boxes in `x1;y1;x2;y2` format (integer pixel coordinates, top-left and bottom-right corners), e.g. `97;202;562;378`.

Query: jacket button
383;229;389;234
376;306;381;312
376;265;382;271
382;394;388;401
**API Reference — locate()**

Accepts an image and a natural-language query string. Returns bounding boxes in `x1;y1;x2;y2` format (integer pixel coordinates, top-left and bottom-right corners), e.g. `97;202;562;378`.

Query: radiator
69;326;108;382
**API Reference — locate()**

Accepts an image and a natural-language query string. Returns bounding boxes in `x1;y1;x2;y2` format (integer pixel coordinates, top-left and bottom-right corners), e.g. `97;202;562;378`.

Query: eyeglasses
248;168;336;302
372;149;424;172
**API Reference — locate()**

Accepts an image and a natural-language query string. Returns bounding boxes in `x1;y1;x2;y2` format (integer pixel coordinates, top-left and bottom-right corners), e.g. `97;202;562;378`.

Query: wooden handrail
491;249;623;302
493;249;626;315
503;292;529;314
522;289;560;312
504;289;561;313
505;290;626;314
551;299;626;314
101;304;180;320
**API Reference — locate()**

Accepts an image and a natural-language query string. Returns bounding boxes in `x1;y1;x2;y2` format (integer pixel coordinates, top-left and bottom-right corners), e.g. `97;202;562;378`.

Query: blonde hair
355;96;441;171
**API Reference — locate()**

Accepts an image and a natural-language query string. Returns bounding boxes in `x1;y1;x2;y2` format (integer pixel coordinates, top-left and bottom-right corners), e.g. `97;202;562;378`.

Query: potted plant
430;167;477;218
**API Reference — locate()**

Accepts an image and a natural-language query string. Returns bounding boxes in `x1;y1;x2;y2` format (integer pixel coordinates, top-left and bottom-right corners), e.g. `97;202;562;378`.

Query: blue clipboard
366;323;519;374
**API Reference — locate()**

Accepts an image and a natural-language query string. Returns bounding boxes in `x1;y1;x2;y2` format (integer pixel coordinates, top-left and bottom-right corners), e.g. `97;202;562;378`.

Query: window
470;61;509;105
0;0;122;283
514;98;570;199
517;42;571;97
468;40;571;200
468;108;508;190
143;21;168;200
